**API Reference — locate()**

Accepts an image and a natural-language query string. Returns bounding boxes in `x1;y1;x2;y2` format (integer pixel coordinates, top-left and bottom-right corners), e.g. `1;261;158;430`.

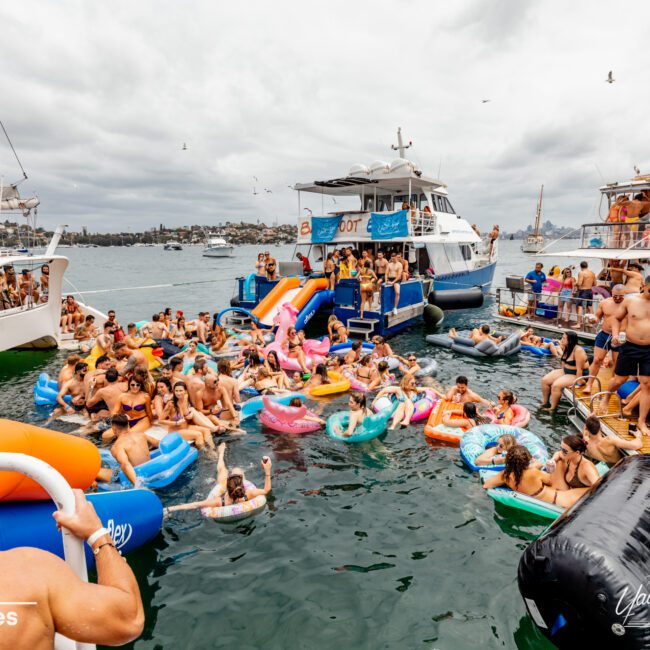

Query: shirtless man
583;285;626;394
613;262;645;295
448;324;503;344
374;251;387;287
371;335;393;358
114;342;147;378
217;359;241;407
47;362;89;423
599;276;650;435
96;321;116;357
0;489;144;650
582;414;641;466
122;322;144;350
86;368;127;421
96;414;157;486
18;268;39;304
397;253;409;280
575;260;596;322
195;374;240;429
74;315;98;352
106;308;120;331
196;312;210;345
385;251;403;316
144;313;169;340
444;375;492;406
264;251;277;280
187;358;212;405
344;340;364;365
84;355;112;394
58;353;81;386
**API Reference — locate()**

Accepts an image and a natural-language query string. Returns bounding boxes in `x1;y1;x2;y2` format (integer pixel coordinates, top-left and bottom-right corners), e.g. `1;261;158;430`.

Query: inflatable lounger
517;455;650;648
99;432;198;489
0;489;163;568
426;330;521;358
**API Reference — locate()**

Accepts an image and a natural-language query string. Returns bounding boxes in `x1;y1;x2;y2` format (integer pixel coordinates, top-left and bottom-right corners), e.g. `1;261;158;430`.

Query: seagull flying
481;99;491;103
634;165;641;175
606;70;615;83
264;188;273;193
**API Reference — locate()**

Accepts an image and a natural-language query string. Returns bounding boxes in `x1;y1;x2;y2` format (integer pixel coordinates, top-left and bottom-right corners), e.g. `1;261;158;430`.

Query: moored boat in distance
521;185;545;254
203;233;234;258
163;240;183;251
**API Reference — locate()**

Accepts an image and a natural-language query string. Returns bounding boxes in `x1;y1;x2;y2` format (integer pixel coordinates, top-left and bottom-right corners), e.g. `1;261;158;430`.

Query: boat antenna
0;120;28;184
593;163;606;184
391;127;412;158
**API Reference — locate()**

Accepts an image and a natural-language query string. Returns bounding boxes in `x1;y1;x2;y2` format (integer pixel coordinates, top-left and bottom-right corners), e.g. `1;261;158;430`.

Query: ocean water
0;241;587;650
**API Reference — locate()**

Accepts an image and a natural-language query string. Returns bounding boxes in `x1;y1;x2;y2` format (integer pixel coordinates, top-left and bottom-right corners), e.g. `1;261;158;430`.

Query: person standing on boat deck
583;285;626;394
375;250;388;288
255;252;266;276
296;252;312;276
575;261;596;324
488;225;499;255
385;251;403;316
0;489;144;649
39;263;49;301
18;268;39;304
598;276;650;435
525;263;546;318
324;253;336;290
196;311;210;345
264;251;278;280
557;267;575;324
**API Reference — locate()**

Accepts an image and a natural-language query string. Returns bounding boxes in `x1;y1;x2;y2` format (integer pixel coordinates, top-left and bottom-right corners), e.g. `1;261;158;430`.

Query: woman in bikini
548;434;600;490
167;442;272;513
376;360;395;388
541;331;589;411
491;390;516;425
112;377;154;434
284;327;310;375
264;350;289;390
483;445;589;509
336;393;373;438
304;363;330;390
255;252;266;276
238;352;264;389
254;367;287;394
327;315;348;344
442;401;490;430
475;434;517;466
358;260;377;318
158;381;217;453
353;355;379;390
324;253;336;291
374;375;421;429
557;267;575;324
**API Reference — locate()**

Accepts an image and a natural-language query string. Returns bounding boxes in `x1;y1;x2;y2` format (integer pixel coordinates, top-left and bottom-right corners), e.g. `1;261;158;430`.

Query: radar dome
369;160;390;175
348;163;369;177
389;158;413;174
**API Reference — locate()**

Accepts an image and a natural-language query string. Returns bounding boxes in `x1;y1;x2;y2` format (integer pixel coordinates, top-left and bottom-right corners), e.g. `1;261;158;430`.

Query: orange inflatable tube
290;278;329;312
424;400;466;444
0;419;100;501
252;277;301;321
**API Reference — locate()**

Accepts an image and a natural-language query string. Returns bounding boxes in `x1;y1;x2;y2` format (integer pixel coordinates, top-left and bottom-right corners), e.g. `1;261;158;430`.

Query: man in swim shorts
385;252;403;316
196;311;210;345
47;361;89;424
583;285;626;394
449;324;503;345
374;251;387;287
599;276;650;435
87;367;127;423
575;261;596;323
96;321;116;357
74;314;98;352
525;262;545;317
195;374;240;430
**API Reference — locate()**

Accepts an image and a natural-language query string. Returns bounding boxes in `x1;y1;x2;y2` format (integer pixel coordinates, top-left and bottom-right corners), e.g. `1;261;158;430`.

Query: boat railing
408;210;437;236
578;221;650;251
495;286;601;335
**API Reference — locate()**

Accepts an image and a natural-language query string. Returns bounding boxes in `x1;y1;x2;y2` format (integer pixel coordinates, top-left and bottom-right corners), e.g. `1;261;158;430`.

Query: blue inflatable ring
33;372;71;406
326;404;396;443
98;432;198;489
460;424;548;472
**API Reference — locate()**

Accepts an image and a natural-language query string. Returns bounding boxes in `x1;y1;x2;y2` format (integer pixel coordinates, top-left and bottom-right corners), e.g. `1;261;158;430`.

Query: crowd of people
0;262;48;309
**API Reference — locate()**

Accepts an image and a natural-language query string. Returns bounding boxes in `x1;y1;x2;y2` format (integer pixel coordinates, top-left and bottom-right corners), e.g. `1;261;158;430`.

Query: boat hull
203;247;234;257
521;243;544;253
432;261;496;294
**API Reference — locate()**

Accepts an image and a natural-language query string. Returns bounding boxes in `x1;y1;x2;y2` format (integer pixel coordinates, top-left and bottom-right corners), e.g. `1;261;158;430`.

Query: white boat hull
203;247;234;257
521;242;545;253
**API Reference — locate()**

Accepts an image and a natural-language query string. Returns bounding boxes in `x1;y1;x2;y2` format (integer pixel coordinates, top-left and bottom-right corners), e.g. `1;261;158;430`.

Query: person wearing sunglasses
112;377;154;433
396;353;421;377
474;434;517;466
546;434;600;489
167;442;272;513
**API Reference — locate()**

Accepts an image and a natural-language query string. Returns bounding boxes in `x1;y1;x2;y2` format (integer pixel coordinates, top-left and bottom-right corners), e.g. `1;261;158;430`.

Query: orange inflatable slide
424;400;467;444
0;419;100;501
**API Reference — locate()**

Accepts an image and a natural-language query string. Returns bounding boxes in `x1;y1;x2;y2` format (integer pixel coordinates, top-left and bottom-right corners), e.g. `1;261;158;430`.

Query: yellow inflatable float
84;340;162;371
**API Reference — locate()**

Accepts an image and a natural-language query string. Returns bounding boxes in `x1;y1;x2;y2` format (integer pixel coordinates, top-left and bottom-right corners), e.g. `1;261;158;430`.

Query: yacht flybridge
495;173;650;340
225;130;497;338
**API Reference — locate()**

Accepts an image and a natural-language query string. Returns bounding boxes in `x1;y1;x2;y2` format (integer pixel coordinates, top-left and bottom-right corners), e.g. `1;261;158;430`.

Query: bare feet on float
448;328;457;339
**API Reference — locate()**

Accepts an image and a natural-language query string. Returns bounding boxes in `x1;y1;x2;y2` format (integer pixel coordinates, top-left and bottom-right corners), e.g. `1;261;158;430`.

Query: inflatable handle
0;453;92;650
262;396;307;423
215;306;260;328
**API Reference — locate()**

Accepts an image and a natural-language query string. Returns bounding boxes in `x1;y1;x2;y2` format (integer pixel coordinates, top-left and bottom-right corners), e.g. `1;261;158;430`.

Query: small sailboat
521;185;545;254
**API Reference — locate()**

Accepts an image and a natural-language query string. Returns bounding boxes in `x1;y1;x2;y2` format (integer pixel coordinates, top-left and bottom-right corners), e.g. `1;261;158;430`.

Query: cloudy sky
1;0;648;233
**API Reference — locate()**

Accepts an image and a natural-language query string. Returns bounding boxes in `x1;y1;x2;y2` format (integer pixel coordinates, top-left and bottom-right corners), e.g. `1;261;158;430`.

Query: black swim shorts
615;341;650;377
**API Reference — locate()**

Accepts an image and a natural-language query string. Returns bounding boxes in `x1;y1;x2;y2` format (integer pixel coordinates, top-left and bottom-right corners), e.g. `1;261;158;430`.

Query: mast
533;184;544;237
391;127;412;158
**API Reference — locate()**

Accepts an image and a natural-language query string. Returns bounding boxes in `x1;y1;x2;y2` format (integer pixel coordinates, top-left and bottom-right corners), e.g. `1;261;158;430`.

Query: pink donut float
259;396;321;434
372;389;438;422
484;404;530;428
343;369;371;392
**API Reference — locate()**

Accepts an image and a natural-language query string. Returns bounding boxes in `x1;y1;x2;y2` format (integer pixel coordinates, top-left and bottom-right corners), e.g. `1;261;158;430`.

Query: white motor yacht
203;235;233;257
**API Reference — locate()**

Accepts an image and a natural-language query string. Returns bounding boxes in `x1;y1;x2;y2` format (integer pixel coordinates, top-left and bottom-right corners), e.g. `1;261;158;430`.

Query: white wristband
87;527;109;547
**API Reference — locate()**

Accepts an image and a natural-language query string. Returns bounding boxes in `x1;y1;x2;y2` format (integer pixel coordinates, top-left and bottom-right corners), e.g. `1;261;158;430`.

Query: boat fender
423;304;444;326
428;287;484;310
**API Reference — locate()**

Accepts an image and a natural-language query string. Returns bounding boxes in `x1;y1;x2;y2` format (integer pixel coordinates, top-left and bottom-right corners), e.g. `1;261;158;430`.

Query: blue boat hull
433;261;496;294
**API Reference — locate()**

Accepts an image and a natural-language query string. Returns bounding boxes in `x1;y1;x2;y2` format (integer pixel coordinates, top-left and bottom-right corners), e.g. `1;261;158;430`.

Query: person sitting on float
441;402;490;430
540;331;589;411
483;445;589;509
491;390;516;425
288;397;325;425
376;360;395;387
546;434;600;490
283;326;311;376
167;443;272;513
374;375;421;429
304;363;330;390
519;327;559;351
474;433;517;466
445;375;492;406
371;335;393;358
336;393;373;437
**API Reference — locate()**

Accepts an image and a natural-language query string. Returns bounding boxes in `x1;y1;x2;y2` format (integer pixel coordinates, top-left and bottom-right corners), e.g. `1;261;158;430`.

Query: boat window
431;194;443;212
393;195;408;210
375;195;392;212
419;194;428;210
460;244;472;261
363;195;375;211
444;197;455;214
